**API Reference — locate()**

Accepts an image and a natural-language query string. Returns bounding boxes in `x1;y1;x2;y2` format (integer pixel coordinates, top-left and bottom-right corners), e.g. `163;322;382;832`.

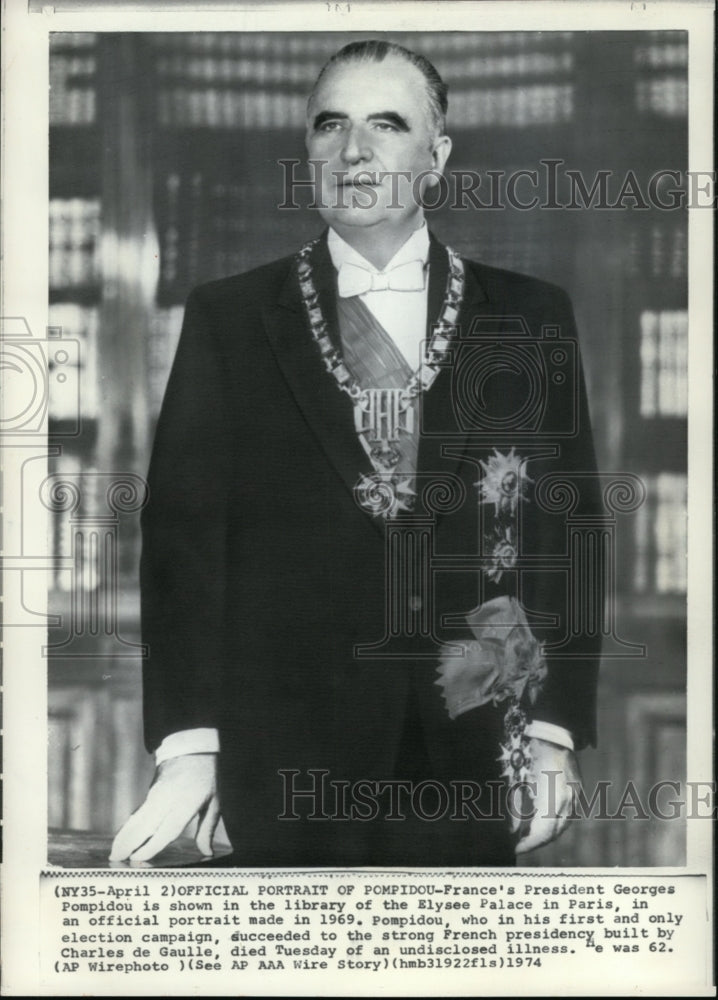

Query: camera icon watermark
1;316;81;436
2;316;147;653
415;316;579;442
450;318;578;439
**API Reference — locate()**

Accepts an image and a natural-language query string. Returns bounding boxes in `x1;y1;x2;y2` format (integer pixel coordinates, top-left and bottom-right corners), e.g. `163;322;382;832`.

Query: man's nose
340;125;372;165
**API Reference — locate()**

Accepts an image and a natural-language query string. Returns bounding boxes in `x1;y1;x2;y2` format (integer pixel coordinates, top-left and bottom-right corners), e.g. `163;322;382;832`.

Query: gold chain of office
295;239;465;516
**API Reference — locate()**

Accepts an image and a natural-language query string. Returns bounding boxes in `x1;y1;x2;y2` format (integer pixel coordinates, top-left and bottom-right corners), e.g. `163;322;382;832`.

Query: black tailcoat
141;232;602;866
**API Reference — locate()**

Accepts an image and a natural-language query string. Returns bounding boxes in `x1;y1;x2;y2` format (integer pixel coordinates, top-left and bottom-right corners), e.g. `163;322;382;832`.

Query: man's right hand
109;753;220;862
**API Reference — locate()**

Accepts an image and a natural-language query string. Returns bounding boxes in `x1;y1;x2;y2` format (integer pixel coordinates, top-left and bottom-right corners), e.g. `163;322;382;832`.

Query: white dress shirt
328;223;430;371
156;225;573;764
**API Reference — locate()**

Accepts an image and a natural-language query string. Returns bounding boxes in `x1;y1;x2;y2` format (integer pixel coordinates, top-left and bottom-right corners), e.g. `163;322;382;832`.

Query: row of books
150;32;345;56
156;83;575;129
48;303;99;421
627;222;688;281
154;50;574;86
370;31;576;54
50;198;101;245
50;53;97;126
632;472;687;595
147;306;184;416
46;302;186;424
653;473;688;595
444;51;573;79
49;32;96;49
49;247;100;291
451;84;574;127
148;30;575;56
639;310;688;418
156;54;318;85
49;198;101;289
156;88;307;129
157;170;285;298
635;77;688;117
634;40;688;68
52;34;687;134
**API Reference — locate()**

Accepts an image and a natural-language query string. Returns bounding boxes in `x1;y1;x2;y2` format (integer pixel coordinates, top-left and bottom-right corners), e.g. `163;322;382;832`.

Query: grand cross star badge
476;447;531;516
475;448;532;582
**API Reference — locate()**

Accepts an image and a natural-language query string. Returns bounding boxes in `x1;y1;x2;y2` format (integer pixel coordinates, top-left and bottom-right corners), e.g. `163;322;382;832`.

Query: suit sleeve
521;286;602;752
141;288;232;752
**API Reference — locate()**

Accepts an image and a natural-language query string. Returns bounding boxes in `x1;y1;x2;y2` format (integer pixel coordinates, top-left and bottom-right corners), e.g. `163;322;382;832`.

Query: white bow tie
337;259;426;298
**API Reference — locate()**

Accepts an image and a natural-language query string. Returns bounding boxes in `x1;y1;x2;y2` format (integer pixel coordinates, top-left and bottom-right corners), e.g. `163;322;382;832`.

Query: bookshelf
622;32;688;610
48;32;159;834
49;31;688;866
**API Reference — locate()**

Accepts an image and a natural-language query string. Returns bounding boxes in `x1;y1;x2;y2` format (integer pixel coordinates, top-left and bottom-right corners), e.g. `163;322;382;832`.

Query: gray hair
309;39;449;135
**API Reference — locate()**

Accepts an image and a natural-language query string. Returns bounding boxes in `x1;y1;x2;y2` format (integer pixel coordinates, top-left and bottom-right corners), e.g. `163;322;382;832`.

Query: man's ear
431;134;452;176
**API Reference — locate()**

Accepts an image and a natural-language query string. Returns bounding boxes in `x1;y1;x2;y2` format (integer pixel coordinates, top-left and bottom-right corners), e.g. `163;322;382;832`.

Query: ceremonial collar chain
295;238;465;516
296;238;465;403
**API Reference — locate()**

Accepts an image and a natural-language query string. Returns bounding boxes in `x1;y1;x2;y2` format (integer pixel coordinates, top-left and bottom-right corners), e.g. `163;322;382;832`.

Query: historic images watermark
277;770;716;824
278;160;716;212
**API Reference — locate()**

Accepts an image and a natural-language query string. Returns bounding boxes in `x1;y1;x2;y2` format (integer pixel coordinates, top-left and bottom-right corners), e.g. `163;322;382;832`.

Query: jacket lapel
261;229;492;531
261;233;380;526
418;235;490;492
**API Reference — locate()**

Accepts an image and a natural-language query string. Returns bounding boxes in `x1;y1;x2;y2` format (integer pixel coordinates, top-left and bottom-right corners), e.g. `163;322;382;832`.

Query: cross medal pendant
354;388;413;470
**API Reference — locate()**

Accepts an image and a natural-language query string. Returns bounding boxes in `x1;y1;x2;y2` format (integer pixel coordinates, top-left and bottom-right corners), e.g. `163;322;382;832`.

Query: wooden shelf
49;285;101;306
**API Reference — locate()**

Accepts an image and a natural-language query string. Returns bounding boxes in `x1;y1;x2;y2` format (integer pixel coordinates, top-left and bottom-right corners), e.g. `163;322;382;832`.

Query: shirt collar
327;224;430;275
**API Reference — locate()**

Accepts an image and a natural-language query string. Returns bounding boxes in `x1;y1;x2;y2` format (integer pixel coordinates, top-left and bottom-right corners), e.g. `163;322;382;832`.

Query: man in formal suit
111;40;601;866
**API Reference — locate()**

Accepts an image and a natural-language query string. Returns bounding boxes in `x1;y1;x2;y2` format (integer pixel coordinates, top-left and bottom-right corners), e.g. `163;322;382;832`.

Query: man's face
305;55;451;237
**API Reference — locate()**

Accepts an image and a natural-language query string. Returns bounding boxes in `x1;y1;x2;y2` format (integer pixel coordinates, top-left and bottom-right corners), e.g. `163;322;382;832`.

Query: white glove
109;753;220;862
514;738;581;855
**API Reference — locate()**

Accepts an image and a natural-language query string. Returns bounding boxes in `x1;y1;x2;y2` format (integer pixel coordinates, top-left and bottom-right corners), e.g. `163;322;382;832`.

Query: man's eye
373;121;398;132
317;120;342;133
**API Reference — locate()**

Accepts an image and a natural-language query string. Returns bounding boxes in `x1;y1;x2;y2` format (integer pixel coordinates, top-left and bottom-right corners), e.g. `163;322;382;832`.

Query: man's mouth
336;174;381;187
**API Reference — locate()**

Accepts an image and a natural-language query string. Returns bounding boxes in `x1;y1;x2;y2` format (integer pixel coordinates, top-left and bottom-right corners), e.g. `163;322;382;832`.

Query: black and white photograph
46;26;690;868
1;2;714;996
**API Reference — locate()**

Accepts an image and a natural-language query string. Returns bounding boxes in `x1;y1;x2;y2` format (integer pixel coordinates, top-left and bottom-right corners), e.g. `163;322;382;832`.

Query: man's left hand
514;737;580;855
